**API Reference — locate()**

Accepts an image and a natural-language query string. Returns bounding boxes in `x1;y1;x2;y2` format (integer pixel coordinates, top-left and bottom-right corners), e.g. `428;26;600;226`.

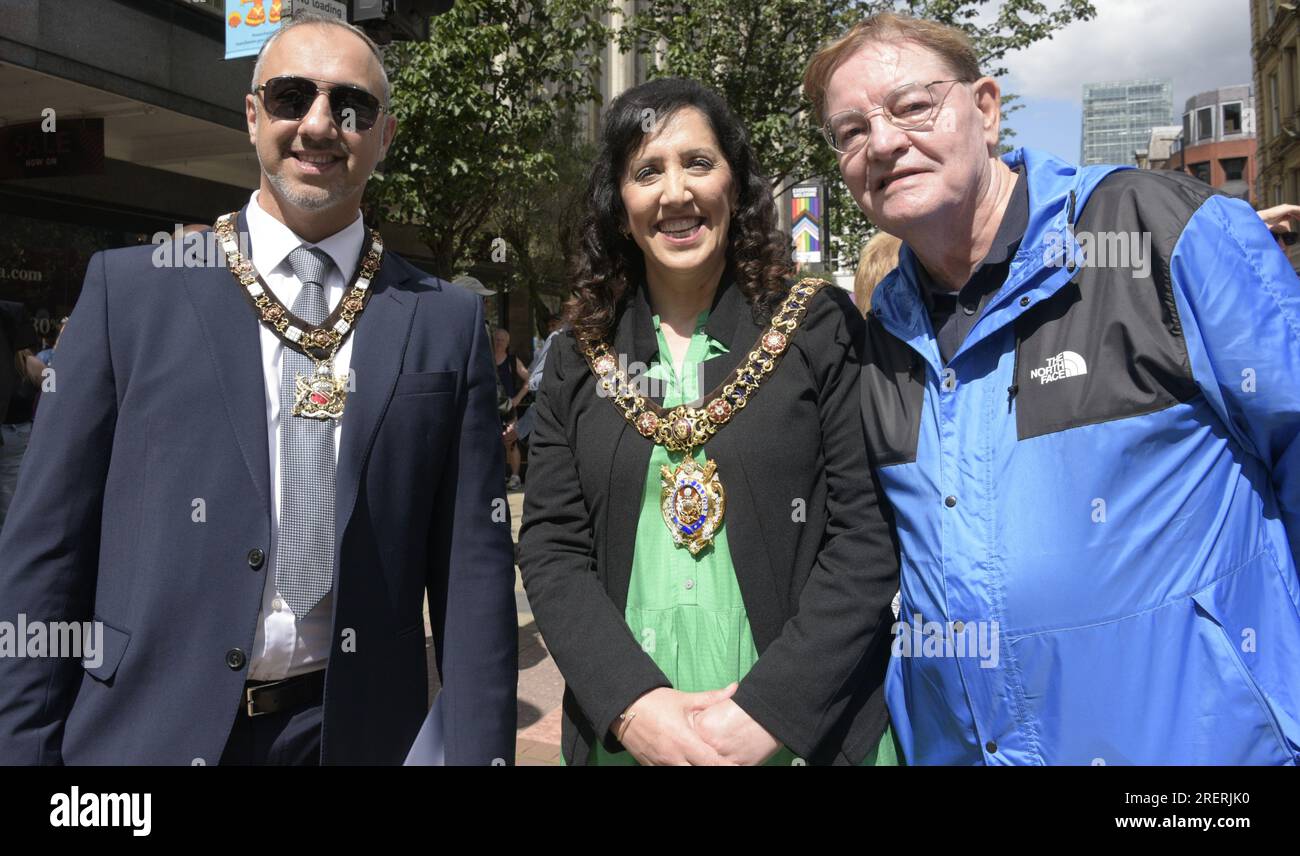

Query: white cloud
999;0;1253;111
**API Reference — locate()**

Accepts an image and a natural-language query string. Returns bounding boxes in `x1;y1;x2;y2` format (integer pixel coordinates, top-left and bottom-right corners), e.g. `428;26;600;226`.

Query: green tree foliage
368;0;612;279
485;116;597;336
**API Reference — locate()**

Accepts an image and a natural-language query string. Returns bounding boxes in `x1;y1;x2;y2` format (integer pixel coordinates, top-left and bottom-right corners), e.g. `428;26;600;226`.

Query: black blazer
518;277;899;765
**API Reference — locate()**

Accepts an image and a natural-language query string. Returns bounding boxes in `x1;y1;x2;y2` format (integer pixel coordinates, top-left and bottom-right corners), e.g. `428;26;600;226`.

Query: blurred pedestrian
35;316;67;368
1259;202;1300;252
494;327;529;490
510;313;565;444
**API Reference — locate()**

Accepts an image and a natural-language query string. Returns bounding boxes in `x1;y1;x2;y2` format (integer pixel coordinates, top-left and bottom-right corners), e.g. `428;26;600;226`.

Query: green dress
589;310;901;766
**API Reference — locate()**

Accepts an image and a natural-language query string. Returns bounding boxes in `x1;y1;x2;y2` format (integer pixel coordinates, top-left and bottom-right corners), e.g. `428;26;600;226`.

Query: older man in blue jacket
806;11;1300;764
0;14;517;765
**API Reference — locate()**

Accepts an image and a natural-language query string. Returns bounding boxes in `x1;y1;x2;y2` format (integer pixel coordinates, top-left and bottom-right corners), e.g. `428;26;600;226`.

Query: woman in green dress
518;77;901;765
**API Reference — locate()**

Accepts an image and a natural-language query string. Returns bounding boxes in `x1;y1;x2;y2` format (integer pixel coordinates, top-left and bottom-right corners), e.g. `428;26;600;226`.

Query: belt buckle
245;682;275;718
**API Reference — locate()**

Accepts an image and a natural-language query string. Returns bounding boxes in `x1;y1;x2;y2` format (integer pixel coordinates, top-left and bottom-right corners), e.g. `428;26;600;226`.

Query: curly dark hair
564;77;794;343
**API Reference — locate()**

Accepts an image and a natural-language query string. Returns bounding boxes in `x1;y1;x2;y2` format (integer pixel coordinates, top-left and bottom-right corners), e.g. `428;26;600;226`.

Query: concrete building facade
1135;125;1183;170
1168;85;1257;204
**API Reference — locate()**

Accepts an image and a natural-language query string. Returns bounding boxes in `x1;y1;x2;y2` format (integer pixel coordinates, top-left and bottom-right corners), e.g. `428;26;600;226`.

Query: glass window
1197;106;1214;141
1223;102;1243;135
1221;157;1248;182
1183;112;1193;144
1190;162;1213;185
0;211;145;333
1288;50;1299;115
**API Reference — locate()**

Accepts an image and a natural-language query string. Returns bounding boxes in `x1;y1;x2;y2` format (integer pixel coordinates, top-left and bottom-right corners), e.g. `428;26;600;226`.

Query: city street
508;489;566;766
422;488;564;765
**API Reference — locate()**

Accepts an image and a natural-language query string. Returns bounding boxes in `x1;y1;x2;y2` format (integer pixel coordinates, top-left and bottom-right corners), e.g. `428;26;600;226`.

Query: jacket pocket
83;616;131;683
1190;554;1300;762
395;370;456;396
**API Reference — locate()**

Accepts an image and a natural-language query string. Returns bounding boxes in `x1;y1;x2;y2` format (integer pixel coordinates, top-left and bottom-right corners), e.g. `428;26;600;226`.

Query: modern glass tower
1081;79;1174;166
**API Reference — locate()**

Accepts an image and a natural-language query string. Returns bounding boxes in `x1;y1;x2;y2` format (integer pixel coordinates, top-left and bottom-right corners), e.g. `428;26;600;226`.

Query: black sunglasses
253;75;386;131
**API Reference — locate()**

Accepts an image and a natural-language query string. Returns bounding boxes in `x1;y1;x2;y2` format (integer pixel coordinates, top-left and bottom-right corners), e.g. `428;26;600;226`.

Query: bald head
252;16;390;106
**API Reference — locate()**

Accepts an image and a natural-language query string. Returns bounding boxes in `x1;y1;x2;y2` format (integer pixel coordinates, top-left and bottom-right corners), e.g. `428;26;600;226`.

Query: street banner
791;182;824;265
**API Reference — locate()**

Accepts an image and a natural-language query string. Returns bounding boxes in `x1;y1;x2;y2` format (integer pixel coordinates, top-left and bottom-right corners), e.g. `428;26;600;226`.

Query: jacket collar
870;147;1133;371
244;190;365;284
613;271;755;365
606;272;765;406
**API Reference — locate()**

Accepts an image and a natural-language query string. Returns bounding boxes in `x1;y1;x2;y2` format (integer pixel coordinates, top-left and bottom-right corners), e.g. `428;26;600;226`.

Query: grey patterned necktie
275;246;337;619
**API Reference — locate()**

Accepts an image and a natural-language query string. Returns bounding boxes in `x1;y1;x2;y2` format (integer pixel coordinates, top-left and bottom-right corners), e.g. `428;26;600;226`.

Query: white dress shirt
244;190;365;681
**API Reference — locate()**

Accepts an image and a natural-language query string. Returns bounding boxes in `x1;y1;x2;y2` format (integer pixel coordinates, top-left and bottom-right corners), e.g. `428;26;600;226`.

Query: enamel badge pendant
660;455;726;555
293;361;347;420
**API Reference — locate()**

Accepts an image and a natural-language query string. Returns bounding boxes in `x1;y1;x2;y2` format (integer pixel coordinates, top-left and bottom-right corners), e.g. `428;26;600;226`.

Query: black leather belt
243;669;325;718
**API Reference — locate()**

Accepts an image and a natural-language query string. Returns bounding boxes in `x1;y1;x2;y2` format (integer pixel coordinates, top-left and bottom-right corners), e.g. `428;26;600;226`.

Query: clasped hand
616;683;781;766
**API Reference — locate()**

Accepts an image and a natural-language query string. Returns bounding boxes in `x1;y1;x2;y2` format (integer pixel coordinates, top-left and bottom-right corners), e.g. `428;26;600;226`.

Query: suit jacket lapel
603;286;655;607
179;206;271;515
611;281;662;403
615;276;761;406
698;276;762;397
334;253;416;546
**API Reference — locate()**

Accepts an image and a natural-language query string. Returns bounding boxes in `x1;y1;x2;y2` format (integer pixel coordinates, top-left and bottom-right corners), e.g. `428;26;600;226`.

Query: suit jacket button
225;648;247;670
247;548;265;570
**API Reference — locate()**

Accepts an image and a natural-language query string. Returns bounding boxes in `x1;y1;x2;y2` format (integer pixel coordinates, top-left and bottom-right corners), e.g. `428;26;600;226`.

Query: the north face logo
1030;351;1088;384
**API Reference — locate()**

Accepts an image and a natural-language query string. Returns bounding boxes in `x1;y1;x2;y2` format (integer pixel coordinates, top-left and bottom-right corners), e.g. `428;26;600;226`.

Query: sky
996;0;1254;161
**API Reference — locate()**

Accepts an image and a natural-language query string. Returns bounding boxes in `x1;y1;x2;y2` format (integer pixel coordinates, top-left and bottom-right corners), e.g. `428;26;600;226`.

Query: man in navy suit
0;14;518;765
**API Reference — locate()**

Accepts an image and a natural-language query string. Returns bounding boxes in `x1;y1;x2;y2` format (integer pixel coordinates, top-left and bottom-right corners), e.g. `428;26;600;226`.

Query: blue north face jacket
863;146;1300;765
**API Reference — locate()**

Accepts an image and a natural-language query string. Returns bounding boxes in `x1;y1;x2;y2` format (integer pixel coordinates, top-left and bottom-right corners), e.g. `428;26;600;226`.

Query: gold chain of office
214;212;384;419
579;277;829;452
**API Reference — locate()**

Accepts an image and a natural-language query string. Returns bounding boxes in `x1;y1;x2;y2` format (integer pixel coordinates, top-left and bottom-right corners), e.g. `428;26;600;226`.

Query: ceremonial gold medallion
660;456;726;556
293;360;347;420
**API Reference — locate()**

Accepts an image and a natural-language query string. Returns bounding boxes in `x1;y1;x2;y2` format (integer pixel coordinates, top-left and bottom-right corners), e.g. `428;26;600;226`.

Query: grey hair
250;12;391;106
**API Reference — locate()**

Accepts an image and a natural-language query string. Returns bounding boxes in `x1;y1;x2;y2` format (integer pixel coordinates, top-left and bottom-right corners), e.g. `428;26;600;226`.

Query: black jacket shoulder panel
1013;168;1205;440
860;309;925;466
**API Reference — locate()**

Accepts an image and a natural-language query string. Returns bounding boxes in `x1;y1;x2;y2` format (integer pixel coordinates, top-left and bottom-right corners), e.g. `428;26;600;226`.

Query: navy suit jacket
0;208;518;764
